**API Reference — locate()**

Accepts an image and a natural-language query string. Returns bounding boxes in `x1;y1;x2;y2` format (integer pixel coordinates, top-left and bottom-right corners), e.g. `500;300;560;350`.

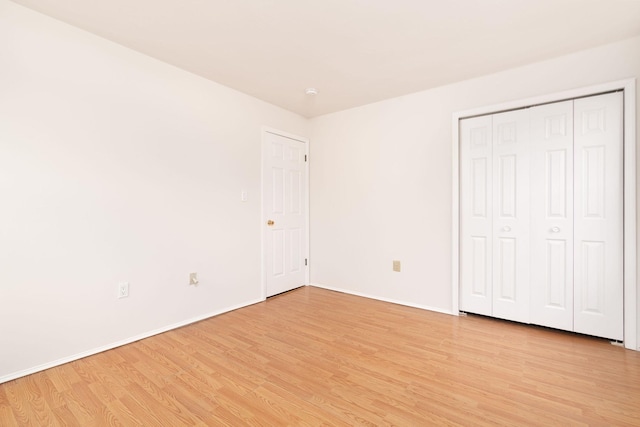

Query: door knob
502;226;511;232
267;220;275;226
551;226;560;233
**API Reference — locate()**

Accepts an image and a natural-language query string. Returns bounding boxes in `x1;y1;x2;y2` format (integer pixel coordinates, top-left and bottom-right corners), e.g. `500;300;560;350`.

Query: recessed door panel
272;168;285;214
546;150;568;218
580;241;605;313
471;236;488;296
470;126;489;149
581;108;605;134
497;238;516;301
545;114;568;138
546;240;568;308
289;169;302;214
289;145;301;162
289;227;302;273
499;155;516;218
272;229;285;277
272;141;284;160
472;158;488;218
582;146;605;219
497;122;517;145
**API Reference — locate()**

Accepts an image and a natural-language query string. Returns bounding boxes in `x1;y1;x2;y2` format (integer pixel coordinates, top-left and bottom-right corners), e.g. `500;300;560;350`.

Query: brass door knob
267;220;275;226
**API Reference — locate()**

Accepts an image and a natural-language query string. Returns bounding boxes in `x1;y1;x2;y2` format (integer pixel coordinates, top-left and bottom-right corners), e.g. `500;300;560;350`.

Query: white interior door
460;115;493;316
529;100;575;331
573;92;623;340
263;131;307;297
491;109;530;323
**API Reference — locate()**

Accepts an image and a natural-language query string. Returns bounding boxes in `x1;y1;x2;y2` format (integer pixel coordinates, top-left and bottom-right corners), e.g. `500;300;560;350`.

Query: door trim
261;127;310;300
451;79;637;350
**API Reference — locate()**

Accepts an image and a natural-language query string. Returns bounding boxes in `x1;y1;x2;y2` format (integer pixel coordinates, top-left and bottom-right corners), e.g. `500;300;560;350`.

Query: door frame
451;79;637;350
261;127;310;299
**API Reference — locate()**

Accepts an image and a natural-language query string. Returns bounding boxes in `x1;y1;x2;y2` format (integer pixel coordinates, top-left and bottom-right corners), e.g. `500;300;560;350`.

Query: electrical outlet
118;282;129;299
393;260;401;272
189;272;199;286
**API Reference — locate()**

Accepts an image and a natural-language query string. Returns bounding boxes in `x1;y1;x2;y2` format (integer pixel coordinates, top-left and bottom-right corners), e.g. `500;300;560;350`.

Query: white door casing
262;130;308;297
573;92;623;340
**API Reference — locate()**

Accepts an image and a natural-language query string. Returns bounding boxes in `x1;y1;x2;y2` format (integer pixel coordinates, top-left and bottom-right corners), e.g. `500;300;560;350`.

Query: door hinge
305;258;308;266
305;154;307;162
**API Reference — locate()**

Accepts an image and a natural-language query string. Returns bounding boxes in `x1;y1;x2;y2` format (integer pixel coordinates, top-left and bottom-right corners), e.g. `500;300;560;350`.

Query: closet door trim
452;78;637;350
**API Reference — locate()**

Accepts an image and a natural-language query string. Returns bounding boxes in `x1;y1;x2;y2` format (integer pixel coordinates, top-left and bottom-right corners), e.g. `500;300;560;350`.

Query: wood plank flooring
2;286;640;426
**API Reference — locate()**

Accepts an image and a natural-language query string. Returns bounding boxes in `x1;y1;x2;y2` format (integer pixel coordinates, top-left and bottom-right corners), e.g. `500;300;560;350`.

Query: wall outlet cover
189;272;199;286
393;260;401;272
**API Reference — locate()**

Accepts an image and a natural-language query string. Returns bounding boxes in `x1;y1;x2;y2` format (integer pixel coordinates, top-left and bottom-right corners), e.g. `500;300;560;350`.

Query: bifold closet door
460;115;493;316
491;109;530;323
529;100;575;332
460;92;623;340
573;92;623;341
528;93;623;339
460;110;530;322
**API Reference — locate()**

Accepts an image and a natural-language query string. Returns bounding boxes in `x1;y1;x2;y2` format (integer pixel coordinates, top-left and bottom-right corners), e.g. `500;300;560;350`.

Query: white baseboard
309;283;455;316
0;297;264;384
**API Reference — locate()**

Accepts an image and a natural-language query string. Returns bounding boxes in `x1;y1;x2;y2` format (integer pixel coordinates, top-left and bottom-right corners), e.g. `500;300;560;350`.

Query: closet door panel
573;92;623;340
529;101;574;331
460;116;493;315
492;109;530;323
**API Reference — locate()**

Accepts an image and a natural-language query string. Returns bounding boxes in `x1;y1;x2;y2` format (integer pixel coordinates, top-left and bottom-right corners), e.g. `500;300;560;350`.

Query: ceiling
9;0;640;117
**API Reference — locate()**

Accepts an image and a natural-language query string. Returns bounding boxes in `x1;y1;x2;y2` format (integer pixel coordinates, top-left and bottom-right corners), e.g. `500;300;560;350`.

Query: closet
459;92;623;340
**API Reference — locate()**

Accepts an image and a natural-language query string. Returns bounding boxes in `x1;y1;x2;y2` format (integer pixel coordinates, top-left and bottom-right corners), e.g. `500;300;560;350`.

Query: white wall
309;36;640;324
0;0;307;382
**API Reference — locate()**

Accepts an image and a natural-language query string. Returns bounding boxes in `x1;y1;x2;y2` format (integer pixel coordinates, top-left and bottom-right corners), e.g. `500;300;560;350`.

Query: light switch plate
118;282;129;298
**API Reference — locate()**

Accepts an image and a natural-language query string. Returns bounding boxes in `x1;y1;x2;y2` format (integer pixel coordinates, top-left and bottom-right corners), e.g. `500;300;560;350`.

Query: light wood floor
2;286;640;426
